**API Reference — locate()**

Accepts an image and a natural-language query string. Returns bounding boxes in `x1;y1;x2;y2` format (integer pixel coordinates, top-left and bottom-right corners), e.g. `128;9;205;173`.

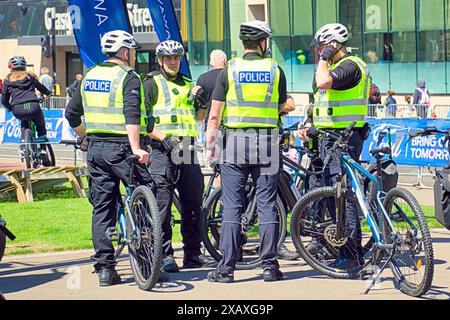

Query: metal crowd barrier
41;96;69;110
432;105;450;119
367;104;425;119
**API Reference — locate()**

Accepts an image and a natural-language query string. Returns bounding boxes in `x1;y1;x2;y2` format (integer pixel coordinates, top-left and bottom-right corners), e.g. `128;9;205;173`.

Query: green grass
0;184;182;256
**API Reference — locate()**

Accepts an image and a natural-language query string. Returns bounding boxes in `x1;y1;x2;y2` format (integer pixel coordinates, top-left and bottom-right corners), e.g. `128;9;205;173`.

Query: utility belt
86;134;152;152
150;136;196;149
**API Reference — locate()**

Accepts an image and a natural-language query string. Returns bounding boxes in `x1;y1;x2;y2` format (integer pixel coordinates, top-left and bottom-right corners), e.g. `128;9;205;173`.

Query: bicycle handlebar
409;126;450;137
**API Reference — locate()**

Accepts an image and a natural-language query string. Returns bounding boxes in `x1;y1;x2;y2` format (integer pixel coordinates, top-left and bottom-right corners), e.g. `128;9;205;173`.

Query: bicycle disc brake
324;224;348;247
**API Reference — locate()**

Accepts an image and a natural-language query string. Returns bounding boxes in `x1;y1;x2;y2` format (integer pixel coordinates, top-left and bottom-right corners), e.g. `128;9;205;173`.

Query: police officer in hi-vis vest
65;30;158;287
206;21;288;283
143;40;216;273
300;23;371;270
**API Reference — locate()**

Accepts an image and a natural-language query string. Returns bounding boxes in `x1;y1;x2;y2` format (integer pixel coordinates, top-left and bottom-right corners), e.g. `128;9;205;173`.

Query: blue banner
363;119;450;167
68;0;131;68
146;0;191;78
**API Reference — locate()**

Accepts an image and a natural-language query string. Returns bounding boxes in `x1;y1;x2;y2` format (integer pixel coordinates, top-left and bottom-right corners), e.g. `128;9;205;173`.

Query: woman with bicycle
1;56;52;166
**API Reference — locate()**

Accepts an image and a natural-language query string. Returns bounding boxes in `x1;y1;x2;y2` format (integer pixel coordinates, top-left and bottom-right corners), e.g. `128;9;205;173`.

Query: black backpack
434;168;450;230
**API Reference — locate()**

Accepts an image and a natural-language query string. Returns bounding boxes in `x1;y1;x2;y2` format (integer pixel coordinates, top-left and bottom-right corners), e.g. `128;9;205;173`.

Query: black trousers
11;102;47;138
87;140;154;271
217;163;280;275
149;147;204;258
312;130;364;261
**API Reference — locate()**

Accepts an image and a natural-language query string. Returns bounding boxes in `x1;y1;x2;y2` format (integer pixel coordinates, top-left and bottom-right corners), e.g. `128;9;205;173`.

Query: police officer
206;21;288;282
65;30;160;286
143;40;216;272
300;23;371;269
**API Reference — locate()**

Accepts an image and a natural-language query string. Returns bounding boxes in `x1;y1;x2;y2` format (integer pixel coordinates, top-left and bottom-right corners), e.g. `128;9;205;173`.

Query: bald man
195;50;228;129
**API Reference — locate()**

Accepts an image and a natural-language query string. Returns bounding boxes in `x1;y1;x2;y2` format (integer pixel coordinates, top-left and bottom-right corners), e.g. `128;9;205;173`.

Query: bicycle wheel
0;229;5;263
382;188;434;297
127;186;162;291
291;186;376;279
23;129;34;169
46;144;56;167
200;186;287;270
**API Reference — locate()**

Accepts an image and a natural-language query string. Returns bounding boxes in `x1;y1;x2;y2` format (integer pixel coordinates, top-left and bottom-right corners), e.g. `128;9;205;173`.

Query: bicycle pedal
106;227;119;241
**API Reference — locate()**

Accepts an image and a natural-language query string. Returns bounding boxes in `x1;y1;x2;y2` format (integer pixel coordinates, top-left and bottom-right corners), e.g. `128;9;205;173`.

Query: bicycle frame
341;154;404;246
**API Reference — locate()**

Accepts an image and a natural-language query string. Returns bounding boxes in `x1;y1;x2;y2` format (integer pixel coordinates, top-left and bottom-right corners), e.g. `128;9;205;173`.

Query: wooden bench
0;166;88;203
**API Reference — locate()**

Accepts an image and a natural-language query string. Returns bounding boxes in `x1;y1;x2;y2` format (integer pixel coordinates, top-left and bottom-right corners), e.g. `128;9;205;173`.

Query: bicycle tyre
382;187;434;297
23;129;34;169
291;186;376;279
127;186;162;291
0;229;5;263
200;186;287;270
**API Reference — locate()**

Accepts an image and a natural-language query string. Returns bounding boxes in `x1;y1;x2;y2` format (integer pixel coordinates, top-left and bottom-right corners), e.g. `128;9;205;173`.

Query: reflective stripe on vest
81;64;148;135
313;56;370;129
224;58;280;129
152;75;198;137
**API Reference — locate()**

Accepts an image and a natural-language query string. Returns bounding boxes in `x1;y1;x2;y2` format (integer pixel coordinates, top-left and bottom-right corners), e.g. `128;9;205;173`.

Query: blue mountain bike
290;122;434;297
106;154;162;291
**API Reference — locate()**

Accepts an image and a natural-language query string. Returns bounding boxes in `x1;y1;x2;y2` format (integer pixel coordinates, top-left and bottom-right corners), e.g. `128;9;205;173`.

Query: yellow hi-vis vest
313;55;370;129
223;57;280;129
152;74;198;137
81;64;148;135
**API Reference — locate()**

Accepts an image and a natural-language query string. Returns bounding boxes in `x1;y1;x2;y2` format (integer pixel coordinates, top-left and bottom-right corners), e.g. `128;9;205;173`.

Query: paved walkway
1;230;449;300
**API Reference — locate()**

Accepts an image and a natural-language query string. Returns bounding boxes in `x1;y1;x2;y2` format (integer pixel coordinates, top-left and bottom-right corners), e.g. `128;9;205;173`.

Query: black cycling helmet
8;56;26;70
239;20;272;41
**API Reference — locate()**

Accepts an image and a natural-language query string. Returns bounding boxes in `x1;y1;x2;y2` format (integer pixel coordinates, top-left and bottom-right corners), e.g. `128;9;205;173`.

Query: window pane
229;0;246;57
391;0;415;31
391;31;417;92
316;0;338;27
365;33;390;93
340;0;363;58
420;0;444;31
292;36;315;92
207;0;224;50
365;0;388;33
293;0;313;35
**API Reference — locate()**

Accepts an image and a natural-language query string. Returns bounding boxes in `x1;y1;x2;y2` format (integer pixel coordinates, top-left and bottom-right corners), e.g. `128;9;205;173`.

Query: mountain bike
105;153;162;291
199;140;317;270
19;119;55;169
290;122;434;297
0;214;16;263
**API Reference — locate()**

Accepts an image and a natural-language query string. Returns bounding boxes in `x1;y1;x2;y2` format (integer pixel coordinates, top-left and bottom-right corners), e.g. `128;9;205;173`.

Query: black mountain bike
106;153;162;291
0;214;16;263
20;119;55;169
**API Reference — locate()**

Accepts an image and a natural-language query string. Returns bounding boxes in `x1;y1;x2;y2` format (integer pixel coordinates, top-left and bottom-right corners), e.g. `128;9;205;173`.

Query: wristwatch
319;56;328;62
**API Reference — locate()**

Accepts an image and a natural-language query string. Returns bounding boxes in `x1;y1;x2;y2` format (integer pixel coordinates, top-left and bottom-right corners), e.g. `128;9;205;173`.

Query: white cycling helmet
101;30;140;54
311;23;349;47
156;40;185;57
239;20;272;40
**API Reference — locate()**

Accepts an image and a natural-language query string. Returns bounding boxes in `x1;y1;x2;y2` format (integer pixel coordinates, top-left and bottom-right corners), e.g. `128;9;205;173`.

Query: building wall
0;39;42;79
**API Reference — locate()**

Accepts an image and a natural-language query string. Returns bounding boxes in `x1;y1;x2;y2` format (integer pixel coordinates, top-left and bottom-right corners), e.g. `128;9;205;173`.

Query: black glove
320;44;338;61
161;136;181;153
78;136;89;152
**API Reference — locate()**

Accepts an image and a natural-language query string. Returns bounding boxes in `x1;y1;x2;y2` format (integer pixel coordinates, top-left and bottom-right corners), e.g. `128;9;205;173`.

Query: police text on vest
238;71;271;84
84;80;112;93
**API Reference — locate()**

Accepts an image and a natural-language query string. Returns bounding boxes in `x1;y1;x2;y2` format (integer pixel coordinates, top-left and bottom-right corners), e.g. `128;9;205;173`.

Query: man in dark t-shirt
196;50;227;130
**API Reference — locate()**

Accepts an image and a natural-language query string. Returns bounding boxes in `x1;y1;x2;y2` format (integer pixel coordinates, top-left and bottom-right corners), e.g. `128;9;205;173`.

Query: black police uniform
65;62;153;272
212;52;288;276
143;70;204;262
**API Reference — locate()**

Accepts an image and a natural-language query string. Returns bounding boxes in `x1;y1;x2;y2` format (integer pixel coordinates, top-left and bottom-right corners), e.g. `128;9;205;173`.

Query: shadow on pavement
0;269;66;294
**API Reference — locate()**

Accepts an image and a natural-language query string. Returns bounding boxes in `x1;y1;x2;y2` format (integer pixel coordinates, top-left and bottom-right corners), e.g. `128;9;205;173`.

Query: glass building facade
188;0;450;95
1;0;449;95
